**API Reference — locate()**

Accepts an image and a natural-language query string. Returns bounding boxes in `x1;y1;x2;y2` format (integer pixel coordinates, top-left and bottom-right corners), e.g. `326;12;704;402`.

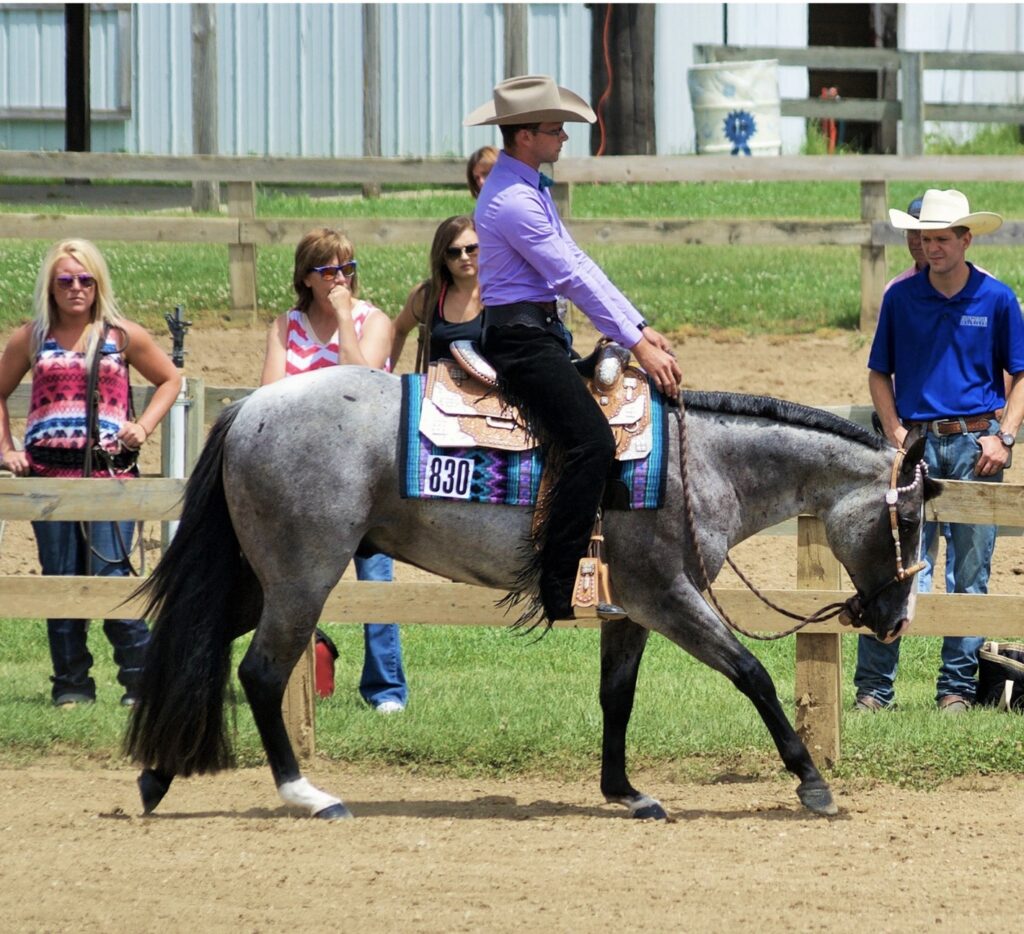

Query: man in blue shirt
856;189;1024;713
464;75;682;624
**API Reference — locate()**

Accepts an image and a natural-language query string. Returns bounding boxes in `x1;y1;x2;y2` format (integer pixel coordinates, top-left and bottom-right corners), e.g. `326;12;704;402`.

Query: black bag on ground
976;641;1024;712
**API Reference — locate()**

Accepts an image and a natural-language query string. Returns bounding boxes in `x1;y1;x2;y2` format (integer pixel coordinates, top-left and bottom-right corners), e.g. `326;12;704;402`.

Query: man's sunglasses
312;261;358;281
54;274;96;290
444;243;479;261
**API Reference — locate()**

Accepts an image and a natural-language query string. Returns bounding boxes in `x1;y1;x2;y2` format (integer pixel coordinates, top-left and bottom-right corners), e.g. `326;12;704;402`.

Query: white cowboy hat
464;74;596;127
889;188;1002;236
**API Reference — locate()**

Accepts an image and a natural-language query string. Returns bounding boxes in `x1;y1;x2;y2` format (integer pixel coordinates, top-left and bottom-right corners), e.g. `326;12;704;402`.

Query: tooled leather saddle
417;340;655;461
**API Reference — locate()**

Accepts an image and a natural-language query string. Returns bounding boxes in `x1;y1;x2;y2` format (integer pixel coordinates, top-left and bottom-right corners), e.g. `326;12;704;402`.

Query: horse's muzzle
838;594;909;644
879;618;910;644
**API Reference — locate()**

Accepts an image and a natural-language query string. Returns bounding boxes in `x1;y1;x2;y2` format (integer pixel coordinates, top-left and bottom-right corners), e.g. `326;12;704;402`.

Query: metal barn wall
1;3;1022;158
0;3;129;152
654;3;809;155
901;3;1024;145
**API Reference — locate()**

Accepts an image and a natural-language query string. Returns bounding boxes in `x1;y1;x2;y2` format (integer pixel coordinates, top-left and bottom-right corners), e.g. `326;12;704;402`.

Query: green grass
4;175;1024;336
2;617;1020;785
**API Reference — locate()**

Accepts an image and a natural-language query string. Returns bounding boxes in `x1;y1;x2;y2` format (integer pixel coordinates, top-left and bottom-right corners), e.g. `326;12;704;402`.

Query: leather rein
671;396;927;642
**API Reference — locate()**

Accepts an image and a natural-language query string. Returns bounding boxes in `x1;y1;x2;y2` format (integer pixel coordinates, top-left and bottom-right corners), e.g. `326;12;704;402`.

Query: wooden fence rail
695;45;1024;156
2;469;1023;765
4;151;1024;330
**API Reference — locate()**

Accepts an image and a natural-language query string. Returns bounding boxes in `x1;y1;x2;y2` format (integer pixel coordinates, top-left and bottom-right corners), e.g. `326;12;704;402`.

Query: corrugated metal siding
903;2;1024;144
1;3;1021;158
655;3;809;155
0;3;126;151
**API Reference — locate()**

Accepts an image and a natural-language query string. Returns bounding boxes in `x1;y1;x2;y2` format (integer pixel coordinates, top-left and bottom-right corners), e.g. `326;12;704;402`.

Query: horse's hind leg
237;585;351;820
599;619;667;819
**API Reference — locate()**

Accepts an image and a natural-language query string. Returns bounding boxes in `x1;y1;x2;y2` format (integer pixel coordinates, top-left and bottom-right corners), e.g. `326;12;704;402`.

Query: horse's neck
713;420;884;540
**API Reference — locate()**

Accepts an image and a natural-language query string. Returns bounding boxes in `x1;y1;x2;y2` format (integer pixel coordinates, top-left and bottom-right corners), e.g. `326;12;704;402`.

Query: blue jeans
355;552;407;707
32;520;149;703
918;523;956;593
854;424;998;705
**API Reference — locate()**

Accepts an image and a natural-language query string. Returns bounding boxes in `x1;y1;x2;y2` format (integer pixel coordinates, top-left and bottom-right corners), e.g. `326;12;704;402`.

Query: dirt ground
2;323;1024;932
0;758;1022;933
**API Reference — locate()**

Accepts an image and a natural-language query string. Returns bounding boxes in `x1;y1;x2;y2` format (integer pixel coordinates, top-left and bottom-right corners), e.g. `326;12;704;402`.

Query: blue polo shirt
868;264;1024;421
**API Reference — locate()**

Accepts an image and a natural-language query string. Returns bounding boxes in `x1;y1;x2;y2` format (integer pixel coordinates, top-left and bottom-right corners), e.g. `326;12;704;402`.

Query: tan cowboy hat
889;188;1002;236
464;74;596;127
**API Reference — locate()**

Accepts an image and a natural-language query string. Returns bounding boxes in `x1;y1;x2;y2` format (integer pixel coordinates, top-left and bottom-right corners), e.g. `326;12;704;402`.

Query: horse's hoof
797;781;838;816
630;800;668;820
606;793;669;820
138;768;173;815
313;802;354;821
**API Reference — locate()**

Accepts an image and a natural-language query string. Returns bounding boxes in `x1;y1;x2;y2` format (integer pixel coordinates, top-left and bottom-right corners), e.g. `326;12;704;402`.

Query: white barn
0;3;1021;158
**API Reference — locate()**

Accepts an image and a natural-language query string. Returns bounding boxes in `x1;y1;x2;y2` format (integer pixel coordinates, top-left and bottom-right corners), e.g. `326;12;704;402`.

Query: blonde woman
0;239;180;706
260;227;407;713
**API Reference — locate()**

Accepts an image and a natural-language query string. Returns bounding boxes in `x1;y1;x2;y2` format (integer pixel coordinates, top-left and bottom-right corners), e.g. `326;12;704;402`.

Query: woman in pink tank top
260;227;407;713
0;239;180;707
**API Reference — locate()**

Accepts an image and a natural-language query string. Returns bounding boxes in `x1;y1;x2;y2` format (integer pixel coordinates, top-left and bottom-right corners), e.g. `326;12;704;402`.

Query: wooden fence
3;150;1024;331
2;381;1024;765
695;45;1024;157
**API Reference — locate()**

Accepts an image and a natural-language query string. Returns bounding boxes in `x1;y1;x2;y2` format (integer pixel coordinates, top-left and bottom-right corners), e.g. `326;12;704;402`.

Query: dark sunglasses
444;243;479;261
312;261;358;281
54;274;96;290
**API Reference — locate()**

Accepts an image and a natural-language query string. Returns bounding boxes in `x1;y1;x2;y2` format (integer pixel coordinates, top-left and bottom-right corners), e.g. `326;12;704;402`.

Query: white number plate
424;454;474;499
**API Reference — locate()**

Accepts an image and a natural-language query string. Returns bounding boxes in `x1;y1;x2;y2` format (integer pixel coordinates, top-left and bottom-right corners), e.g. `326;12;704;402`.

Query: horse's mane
682;390;886;451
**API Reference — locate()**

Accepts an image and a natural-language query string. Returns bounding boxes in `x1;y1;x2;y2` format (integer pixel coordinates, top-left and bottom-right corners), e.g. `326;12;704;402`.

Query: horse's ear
904;424;927;450
898;434;927;484
899;434;940;501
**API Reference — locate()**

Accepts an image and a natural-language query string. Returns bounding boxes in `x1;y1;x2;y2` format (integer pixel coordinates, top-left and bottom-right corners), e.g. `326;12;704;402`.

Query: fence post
283;636;316;760
900;51;924;157
226;181;258;323
859;179;888;332
184;376;205;472
551;181;572;219
794;516;843;768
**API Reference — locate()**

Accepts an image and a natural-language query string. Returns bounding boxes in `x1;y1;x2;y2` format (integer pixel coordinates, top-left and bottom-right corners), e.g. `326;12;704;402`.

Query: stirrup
571;511;625;620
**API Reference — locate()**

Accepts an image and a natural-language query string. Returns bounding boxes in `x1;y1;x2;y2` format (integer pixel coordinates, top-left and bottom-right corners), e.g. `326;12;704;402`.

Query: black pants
483;324;616;620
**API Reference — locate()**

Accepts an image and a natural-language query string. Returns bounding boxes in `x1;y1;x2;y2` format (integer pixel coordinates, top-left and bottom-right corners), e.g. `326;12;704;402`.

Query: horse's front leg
238;587;352;820
599;618;667;820
660;588;837;816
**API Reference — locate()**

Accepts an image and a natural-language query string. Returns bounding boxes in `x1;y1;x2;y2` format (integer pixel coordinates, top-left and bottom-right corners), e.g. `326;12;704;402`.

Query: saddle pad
400;374;667;510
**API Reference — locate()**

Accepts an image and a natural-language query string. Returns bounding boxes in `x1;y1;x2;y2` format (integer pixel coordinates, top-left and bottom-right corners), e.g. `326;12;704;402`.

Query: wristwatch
638;319;650;331
998;431;1016;448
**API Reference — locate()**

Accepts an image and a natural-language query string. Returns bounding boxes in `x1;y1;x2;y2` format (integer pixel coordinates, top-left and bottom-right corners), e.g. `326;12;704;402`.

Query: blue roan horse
125;366;936;820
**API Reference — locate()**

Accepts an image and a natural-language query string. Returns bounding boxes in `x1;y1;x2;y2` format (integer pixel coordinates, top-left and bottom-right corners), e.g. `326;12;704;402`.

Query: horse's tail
123;401;259;777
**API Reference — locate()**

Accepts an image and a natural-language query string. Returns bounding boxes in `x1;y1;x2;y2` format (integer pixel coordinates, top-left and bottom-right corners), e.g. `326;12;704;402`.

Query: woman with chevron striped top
260;227;407;713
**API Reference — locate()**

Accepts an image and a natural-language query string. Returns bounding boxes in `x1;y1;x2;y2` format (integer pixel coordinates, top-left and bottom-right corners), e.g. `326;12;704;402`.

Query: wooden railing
3;151;1024;330
695;44;1024;156
2;383;1023;764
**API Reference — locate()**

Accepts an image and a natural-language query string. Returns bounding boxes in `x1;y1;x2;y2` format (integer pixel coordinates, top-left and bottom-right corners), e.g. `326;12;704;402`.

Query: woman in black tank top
393;215;483;372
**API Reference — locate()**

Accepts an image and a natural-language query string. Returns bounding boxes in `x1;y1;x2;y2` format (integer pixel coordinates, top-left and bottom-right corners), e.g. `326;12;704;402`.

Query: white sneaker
374;700;405;715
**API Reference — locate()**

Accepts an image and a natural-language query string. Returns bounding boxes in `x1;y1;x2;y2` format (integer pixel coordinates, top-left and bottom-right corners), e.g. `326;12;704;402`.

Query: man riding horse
465;75;683;624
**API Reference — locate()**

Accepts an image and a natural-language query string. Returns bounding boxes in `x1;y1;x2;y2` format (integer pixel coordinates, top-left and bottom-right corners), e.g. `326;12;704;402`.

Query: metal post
162;306;192;547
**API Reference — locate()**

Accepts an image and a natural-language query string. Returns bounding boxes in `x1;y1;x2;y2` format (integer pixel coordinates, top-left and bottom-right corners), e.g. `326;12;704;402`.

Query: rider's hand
1;448;30;476
631;327;682;397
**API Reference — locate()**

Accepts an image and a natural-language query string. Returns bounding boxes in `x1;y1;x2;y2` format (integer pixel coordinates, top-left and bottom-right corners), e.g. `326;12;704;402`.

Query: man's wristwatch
998;431;1015;448
638;319;649;332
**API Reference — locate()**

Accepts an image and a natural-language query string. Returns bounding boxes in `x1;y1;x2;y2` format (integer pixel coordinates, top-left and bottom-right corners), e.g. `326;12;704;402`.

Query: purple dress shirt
474;151;646;348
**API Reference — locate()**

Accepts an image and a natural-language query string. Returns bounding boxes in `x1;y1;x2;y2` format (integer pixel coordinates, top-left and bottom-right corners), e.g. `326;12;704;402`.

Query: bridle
673;399;927;641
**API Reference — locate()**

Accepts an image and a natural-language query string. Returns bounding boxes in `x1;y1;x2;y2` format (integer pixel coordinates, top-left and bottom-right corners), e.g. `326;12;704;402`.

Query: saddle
415;340;652;621
418;340;654;460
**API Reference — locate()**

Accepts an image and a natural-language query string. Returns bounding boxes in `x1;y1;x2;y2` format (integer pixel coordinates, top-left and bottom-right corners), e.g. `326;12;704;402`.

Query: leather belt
908;413;996;436
484;301;557;330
